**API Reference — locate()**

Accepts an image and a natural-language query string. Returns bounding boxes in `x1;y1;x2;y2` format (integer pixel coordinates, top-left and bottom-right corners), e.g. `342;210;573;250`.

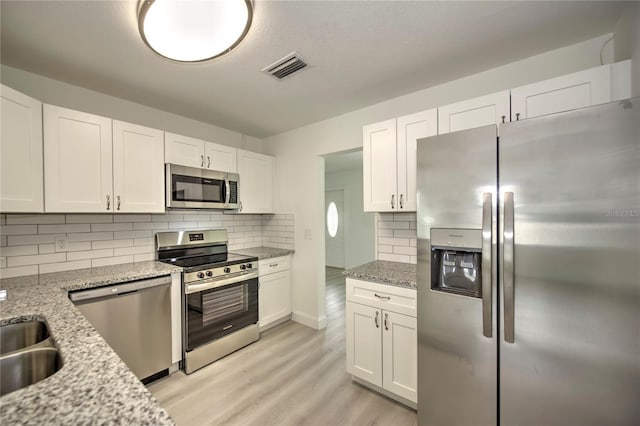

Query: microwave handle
225;179;230;205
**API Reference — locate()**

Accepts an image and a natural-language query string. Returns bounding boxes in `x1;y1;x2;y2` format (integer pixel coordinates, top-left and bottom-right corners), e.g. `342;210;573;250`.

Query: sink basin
0;321;50;355
0;347;62;396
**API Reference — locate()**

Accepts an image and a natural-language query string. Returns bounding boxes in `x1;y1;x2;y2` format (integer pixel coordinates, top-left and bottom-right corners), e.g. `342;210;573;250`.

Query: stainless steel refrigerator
416;98;640;425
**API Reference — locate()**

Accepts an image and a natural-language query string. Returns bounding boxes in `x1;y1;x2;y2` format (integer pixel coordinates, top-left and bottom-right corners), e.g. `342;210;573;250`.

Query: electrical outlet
304;228;312;240
55;236;68;252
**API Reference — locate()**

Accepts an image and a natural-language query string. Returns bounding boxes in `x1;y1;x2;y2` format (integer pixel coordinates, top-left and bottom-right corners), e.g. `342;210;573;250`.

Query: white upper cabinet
236;149;274;213
0;85;44;212
44;105;165;213
44;105;113;213
363;119;397;212
205;141;237;173
438;90;510;134
164;132;204;169
363;109;437;212
397;110;437;211
510;64;612;121
112;120;165;213
165;132;237;172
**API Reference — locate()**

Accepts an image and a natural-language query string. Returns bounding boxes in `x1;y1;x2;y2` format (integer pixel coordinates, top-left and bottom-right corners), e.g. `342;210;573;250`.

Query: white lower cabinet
345;278;417;406
258;256;291;331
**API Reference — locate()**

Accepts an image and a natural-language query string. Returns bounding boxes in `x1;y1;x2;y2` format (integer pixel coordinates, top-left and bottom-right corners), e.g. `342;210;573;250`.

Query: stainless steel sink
0;347;62;396
0;320;50;355
0;320;63;396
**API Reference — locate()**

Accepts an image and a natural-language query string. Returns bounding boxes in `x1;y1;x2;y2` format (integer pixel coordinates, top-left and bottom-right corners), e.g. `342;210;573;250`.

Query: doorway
325;189;345;268
323;149;375;325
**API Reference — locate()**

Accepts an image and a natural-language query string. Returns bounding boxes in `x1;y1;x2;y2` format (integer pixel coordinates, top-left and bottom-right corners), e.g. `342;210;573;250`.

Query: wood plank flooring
148;267;417;426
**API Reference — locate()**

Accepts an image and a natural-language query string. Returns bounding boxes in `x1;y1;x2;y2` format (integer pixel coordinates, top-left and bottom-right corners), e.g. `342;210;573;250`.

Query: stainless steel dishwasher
69;275;172;382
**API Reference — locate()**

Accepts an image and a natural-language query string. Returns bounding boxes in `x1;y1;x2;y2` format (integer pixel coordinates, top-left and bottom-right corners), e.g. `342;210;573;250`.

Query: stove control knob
240;264;246;270
224;267;231;274
206;271;213;277
197;272;205;279
246;263;253;269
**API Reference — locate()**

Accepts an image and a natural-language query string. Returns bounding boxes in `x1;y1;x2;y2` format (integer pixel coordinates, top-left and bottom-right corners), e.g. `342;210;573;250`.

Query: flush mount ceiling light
138;0;253;62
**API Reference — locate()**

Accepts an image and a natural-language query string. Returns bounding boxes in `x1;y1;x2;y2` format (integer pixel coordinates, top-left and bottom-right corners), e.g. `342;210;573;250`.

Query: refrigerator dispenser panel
430;228;482;297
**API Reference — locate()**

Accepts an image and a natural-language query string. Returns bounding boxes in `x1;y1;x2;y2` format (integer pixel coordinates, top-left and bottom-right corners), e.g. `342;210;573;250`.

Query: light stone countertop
230;246;294;260
0;261;181;425
343;260;417;290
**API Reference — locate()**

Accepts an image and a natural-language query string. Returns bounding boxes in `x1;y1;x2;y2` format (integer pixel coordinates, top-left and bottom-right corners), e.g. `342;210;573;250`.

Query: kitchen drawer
346;278;416;317
259;256;290;276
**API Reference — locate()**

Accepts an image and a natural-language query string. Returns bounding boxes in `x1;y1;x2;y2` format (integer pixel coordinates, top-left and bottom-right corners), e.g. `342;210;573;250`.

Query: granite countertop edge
0;260;181;425
343;260;417;290
230;246;295;260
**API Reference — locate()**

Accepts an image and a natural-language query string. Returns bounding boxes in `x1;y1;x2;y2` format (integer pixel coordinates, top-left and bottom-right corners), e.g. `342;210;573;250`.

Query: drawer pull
269;263;279;267
374;293;391;301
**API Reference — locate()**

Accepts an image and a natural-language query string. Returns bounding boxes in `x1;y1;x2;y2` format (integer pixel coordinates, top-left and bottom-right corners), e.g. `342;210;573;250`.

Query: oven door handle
185;271;258;294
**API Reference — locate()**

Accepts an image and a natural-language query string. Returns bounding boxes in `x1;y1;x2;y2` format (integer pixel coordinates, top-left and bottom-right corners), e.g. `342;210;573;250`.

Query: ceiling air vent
262;52;309;80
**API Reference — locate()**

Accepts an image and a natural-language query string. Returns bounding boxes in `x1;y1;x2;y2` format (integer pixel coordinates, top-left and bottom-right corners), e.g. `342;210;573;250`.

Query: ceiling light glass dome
138;0;253;62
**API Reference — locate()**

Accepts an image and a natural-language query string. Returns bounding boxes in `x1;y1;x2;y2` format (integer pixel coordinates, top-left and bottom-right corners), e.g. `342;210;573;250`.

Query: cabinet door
205;142;237;173
237;149;273;213
44;105;112;213
396;109;437;212
259;269;291;329
382;310;417;403
346;302;382;387
363;119;397;212
438;91;510;134
0;85;43;212
113;121;165;213
164;132;205;168
511;64;611;121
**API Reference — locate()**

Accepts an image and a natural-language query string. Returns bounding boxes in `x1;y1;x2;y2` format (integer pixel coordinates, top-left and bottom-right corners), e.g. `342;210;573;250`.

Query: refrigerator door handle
503;191;515;343
481;192;493;338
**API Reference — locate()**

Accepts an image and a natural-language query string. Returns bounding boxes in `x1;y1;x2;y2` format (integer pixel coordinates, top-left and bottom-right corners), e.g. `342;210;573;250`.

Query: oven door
166;163;228;209
185;277;258;351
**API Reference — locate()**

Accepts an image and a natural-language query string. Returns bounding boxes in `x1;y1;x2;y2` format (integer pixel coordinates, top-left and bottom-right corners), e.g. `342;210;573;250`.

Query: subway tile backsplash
0;212;295;279
377;212;417;264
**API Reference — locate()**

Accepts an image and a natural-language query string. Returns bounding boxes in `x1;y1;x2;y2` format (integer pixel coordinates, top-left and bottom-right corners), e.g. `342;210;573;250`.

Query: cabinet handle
501;115;506;124
399;194;404;209
391;194;395;209
207;156;211;168
384;313;389;331
116;195;121;211
374;311;380;328
201;155;204;167
106;195;111;211
269;263;279;267
239;201;243;212
515;112;521;121
374;293;391;300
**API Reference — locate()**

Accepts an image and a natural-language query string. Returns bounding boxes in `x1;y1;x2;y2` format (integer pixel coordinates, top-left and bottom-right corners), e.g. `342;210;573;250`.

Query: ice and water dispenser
430;228;482;298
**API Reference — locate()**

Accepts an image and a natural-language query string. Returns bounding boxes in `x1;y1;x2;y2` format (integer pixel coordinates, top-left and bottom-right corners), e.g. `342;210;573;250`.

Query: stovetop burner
155;229;259;284
165;253;258;272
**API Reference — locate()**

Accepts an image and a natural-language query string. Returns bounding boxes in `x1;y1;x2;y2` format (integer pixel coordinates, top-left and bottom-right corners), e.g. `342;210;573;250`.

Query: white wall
264;34;618;330
0;65;264;152
613;2;640;97
325;168;375;269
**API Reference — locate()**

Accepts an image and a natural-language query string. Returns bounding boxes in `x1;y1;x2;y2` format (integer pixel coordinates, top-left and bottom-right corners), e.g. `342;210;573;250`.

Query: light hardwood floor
148;266;417;426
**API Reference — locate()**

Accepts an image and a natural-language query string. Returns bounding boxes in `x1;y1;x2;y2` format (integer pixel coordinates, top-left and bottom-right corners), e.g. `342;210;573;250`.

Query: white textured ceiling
0;1;628;138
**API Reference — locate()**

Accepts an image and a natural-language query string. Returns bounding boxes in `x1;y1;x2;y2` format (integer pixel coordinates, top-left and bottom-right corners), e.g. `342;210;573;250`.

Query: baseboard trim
292;311;327;330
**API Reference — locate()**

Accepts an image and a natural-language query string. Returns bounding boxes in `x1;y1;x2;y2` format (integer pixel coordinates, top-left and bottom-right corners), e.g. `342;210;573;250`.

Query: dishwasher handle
69;275;171;302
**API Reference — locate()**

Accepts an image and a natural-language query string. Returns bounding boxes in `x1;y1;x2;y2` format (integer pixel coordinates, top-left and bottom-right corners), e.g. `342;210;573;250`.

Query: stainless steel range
156;229;259;374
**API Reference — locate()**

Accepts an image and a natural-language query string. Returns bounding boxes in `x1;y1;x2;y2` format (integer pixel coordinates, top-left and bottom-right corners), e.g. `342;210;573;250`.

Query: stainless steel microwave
165;163;239;210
